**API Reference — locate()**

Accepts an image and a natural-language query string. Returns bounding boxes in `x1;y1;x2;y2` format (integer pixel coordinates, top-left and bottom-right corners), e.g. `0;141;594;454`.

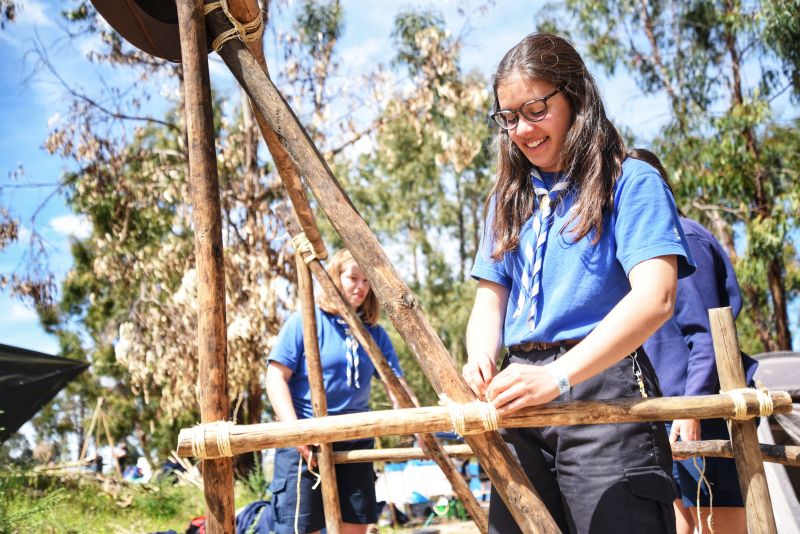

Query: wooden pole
709;307;777;534
672;440;800;467
334;444;474;464
177;390;792;457
79;398;103;463
176;1;234;532
296;254;343;533
225;0;327;261
202;12;555;532
277;203;489;532
99;410;123;478
336;441;800;466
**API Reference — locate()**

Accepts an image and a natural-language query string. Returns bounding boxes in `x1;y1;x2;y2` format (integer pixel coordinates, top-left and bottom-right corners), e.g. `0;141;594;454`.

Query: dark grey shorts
489;345;678;534
270;438;377;534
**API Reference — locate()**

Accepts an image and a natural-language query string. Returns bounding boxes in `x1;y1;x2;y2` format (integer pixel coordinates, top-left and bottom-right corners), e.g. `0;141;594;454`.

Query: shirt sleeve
470;196;512;286
373;325;403;378
673;257;719;396
614;167;695;278
267;312;304;374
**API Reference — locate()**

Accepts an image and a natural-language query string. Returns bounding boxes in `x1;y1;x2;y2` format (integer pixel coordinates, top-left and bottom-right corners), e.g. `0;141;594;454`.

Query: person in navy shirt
266;249;414;534
636;148;757;534
462;33;694;533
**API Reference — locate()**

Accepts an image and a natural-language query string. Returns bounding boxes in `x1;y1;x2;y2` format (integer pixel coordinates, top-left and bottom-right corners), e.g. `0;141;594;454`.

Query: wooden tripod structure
101;1;789;533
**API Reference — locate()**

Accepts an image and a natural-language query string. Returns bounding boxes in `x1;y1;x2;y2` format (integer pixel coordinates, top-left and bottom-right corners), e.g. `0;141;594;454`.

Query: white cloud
49;214;92;239
14;0;56;28
10;302;38;322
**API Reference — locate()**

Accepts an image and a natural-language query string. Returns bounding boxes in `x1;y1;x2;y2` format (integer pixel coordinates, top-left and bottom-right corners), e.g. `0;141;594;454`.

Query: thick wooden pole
176;2;234;532
709;307;777;534
296;254;342;533
226;0;327;260
277;203;489;532
177;390;792;457
203;12;556;532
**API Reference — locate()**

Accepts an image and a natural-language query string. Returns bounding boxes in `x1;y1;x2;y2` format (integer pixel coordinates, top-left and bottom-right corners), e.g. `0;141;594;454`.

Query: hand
669;418;700;460
486;363;560;415
295;445;318;468
462;354;497;400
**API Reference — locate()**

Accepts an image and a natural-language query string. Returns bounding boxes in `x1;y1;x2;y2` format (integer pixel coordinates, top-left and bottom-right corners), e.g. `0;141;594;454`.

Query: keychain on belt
629;350;648;398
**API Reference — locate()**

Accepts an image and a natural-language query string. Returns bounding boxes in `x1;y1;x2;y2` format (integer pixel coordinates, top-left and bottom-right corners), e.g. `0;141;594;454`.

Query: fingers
462;356;496;400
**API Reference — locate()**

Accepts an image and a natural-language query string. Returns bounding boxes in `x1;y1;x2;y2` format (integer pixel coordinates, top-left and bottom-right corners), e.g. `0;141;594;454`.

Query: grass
0;466;267;534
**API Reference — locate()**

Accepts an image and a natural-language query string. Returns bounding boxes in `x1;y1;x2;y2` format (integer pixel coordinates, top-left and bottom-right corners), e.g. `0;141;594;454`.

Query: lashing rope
203;0;265;52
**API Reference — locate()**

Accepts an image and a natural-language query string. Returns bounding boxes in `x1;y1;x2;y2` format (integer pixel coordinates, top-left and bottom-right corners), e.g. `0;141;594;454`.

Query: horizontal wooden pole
334;445;474;464
673;439;800;467
334;441;800;467
177;390;792;458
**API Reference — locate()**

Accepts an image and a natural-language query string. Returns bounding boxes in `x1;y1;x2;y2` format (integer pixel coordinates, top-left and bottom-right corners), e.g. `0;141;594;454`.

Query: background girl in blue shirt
266;249;413;534
462;33;694;533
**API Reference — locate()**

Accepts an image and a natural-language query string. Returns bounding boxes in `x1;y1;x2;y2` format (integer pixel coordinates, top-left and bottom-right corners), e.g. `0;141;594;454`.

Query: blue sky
1;0;795;355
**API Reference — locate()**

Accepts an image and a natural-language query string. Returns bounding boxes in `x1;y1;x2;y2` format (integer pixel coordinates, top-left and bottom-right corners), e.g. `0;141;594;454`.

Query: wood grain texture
709;307;777;534
672;440;800;467
296;255;342;532
177;390;792;456
177;1;234;532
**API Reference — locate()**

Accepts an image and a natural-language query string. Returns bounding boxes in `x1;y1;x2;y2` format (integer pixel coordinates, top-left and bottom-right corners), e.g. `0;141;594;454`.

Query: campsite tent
0;343;89;441
753;351;800;533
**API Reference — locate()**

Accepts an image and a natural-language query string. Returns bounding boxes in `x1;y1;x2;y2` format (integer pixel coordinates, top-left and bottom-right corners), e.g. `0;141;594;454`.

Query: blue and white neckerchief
335;315;360;388
512;168;570;331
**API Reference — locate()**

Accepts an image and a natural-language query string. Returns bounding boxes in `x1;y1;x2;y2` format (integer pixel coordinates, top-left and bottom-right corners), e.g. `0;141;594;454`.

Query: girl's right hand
462;354;497;400
295;445;318;468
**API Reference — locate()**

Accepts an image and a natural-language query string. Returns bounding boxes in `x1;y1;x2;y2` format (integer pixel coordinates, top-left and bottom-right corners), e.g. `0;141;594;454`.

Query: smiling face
339;259;370;309
496;74;572;172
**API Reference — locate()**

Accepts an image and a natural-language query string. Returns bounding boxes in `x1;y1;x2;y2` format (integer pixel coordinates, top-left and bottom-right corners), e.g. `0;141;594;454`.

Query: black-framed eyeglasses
490;89;559;130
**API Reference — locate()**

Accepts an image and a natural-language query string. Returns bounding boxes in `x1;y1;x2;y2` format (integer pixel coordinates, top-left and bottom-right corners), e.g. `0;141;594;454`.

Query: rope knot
204;0;265;52
440;395;499;436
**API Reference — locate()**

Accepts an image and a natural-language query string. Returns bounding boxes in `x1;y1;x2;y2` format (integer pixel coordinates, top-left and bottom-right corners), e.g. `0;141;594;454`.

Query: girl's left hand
486;363;560;415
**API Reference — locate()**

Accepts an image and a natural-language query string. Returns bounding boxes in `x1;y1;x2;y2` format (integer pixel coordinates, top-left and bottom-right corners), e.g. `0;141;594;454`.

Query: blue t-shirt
471;157;695;346
268;308;403;419
644;217;758;397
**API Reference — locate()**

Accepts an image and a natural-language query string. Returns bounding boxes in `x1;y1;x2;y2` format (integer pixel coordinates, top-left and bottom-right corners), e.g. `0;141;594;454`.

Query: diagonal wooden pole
277;203;489;532
296;253;343;533
709;307;777;534
176;1;235;532
203;9;556;532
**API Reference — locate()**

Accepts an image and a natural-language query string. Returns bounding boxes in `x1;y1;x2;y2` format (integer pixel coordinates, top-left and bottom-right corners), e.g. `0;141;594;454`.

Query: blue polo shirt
471;157;695;346
268;308;403;419
644;217;758;397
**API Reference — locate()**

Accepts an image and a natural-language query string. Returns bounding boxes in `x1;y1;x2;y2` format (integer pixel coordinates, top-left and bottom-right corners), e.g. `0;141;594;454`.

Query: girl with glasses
462;33;695;533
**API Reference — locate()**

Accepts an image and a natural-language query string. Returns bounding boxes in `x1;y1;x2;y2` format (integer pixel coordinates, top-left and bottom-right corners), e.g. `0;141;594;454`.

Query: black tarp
0;343;89;441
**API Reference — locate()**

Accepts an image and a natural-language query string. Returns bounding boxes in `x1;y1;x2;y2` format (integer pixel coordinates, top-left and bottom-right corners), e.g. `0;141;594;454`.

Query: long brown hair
487;33;626;259
317;249;380;325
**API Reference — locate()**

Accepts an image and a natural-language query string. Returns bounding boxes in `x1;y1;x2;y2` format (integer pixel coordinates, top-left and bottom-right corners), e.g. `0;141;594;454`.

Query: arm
463;279;509;400
265;361;316;466
488;255;678;414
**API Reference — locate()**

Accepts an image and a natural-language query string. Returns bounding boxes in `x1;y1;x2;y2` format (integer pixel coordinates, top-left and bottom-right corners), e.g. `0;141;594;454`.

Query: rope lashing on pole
440;395;499;436
191;420;234;459
291;232;319;263
202;0;264;52
726;383;774;420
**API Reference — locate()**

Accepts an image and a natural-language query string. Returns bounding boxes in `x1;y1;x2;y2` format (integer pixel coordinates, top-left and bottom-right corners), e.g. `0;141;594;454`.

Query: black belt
509;339;582;352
